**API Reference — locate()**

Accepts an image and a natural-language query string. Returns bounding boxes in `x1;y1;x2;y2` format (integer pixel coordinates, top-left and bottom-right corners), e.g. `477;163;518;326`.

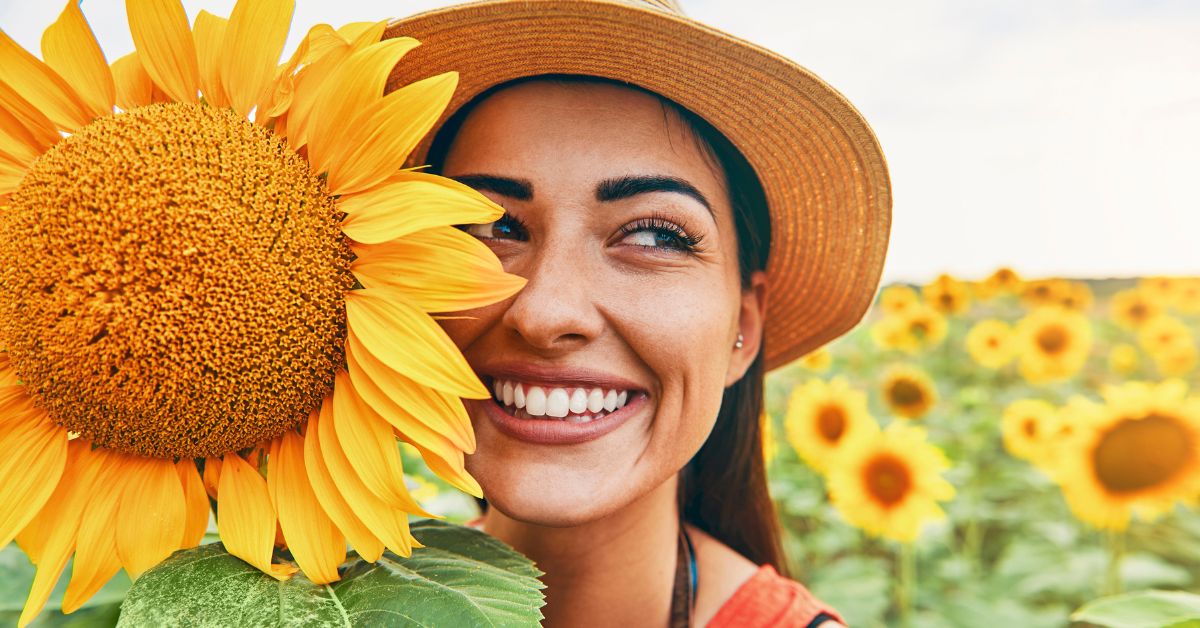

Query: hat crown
620;0;685;14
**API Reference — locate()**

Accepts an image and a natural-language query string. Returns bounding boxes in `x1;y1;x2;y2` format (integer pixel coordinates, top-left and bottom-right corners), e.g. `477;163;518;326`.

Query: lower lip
477;393;645;445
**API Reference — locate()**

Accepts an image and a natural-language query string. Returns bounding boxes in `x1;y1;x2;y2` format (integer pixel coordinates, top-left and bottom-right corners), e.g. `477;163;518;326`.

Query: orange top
708;566;844;628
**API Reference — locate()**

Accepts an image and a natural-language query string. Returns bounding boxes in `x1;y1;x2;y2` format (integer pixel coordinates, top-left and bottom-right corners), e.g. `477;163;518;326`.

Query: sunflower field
763;272;1200;627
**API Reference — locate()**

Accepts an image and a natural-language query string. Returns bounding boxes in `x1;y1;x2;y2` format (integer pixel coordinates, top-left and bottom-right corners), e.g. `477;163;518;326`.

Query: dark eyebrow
448;174;533;201
595;175;713;217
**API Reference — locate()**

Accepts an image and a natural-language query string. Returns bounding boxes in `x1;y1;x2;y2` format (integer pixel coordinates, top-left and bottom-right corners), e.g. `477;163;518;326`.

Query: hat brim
383;0;892;371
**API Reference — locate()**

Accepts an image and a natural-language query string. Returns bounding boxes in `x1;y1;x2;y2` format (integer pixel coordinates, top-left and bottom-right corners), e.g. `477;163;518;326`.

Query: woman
384;1;891;626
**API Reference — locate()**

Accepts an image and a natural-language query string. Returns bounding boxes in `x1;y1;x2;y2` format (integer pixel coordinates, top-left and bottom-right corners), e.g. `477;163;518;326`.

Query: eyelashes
459;210;704;255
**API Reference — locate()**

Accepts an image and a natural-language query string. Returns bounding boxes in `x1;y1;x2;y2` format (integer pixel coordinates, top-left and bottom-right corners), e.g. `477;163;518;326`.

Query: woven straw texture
384;0;892;371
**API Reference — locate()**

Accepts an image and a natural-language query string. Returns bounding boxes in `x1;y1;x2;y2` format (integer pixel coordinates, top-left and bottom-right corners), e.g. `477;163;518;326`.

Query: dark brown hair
427;75;784;573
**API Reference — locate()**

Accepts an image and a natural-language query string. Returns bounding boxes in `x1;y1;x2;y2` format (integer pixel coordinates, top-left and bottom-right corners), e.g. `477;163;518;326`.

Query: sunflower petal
115;456;186;578
0;29;90;131
323;72;456;195
305;37;420;176
403;437;482;499
41;1;114;116
178;460;210;548
345;332;475;453
268;431;345;584
0;158;25;196
219;0;295;118
191;10;229;109
353;226;525;313
218;452;296;579
0;412;68;548
304;402;385;561
315;397;416;557
332;372;435;515
0;80;60;149
339;170;503;244
126;0;200;104
0;106;43;165
202;456;222;500
110;52;157;110
345;288;488;398
62;459;124;614
15;441;102;628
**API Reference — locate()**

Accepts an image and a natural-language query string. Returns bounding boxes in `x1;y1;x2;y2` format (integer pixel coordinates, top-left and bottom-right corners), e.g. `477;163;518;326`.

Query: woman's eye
618;217;701;253
458;214;527;241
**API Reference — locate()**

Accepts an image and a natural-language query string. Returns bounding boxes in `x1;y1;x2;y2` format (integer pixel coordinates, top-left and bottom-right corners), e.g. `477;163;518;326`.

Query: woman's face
439;81;764;526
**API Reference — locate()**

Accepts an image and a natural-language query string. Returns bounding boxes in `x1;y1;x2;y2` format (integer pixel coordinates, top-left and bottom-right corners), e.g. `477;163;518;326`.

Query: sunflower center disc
888;379;925;407
816;405;846;442
1;103;354;459
1093;414;1191;494
1036;325;1068;354
865;454;911;507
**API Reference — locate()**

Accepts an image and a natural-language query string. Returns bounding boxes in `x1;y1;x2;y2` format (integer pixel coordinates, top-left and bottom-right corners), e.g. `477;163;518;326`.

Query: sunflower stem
896;541;917;626
1103;529;1127;596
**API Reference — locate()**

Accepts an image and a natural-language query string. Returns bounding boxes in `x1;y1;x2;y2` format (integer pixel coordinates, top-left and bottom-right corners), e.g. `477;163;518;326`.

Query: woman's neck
482;476;681;627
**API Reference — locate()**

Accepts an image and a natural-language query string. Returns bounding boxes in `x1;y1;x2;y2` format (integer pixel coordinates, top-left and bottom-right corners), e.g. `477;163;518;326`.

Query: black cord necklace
669;524;698;628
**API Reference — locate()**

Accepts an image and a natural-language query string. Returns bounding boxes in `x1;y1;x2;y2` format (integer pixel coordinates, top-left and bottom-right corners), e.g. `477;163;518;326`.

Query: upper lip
476;362;647;392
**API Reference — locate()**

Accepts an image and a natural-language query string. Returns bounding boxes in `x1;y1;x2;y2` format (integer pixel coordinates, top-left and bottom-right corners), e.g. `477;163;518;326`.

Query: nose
500;240;604;354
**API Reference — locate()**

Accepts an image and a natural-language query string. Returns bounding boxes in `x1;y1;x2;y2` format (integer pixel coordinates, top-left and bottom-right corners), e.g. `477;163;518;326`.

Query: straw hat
383;0;892;371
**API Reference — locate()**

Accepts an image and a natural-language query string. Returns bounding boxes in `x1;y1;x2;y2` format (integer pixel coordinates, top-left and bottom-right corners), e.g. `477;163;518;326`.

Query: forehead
441;80;727;194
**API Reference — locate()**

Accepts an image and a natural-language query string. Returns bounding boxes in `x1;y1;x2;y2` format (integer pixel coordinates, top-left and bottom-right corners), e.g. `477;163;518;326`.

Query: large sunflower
880;364;938;419
0;2;524;624
1014;306;1093;384
784;377;878;473
965;318;1015;369
1054;381;1200;530
826;423;955;542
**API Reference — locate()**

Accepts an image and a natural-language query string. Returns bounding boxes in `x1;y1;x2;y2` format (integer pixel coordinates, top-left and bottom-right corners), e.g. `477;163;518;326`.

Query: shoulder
687;526;844;628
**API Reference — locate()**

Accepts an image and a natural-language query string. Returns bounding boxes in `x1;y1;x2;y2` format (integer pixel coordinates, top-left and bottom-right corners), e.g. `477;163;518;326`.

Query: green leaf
117;520;544;627
1072;590;1200;628
0;544;130;627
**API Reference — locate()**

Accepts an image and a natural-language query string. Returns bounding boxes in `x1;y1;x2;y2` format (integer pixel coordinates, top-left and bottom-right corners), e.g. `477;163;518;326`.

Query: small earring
734;333;744;349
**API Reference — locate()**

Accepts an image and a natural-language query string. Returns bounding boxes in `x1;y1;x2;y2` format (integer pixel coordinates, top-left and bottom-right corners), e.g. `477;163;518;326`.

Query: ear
725;270;767;387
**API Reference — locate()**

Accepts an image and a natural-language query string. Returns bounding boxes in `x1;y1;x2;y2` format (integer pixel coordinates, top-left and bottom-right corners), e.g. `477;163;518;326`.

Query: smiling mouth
489;377;637;424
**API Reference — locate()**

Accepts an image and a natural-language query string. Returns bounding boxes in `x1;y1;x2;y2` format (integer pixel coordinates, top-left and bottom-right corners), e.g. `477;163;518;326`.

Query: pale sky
1;0;1197;283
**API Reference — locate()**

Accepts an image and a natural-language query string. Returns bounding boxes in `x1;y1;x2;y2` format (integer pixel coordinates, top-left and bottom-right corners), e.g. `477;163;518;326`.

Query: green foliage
116;520;543;627
1073;590;1200;627
0;545;129;627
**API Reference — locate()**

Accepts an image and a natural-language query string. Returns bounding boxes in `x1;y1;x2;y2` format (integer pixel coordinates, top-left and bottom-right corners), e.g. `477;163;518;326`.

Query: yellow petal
0;412;68;548
115;456;186;578
0;106;43;165
218;452;296;579
192;10;229;109
305;37;420;176
303;402;385;561
0;80;60;149
332;371;435;515
315;396;416;557
178;460;210;548
283;45;350;147
267;431;345;584
110;52;157;110
353;226;525;313
126;0;200;103
219;0;295;118
41;1;114;116
0;29;90;131
202;456;222;500
345;332;475;453
403;437;482;499
339;170;503;243
345;287;488;399
15;440;103;628
335;21;383;46
324;72;457;196
63;459;124;614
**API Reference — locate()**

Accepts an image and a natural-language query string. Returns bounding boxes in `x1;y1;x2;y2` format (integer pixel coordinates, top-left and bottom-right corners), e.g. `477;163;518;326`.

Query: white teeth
587;388;604;413
603;390;618;412
502;381;514;406
617;391;628;409
494;380;503;401
567;413;593;424
546;388;570;417
525;386;547;416
514;383;526;409
569;388;589;414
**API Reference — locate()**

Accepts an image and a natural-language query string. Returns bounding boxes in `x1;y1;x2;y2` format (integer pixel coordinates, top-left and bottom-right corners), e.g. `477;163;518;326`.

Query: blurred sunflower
1136;316;1197;377
784;377;878;473
1015;307;1093;383
1055;381;1200;530
1172;278;1200;314
880;365;938;419
1154;345;1197;377
1108;343;1141;376
975;266;1023;300
1020;278;1072;308
879;284;920;316
797;346;832;372
965;319;1015;369
922;273;971;315
0;2;524;624
870;304;947;354
1056;281;1094;312
1110;289;1162;330
1000;399;1059;463
1138;276;1180;306
826;423;956;543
